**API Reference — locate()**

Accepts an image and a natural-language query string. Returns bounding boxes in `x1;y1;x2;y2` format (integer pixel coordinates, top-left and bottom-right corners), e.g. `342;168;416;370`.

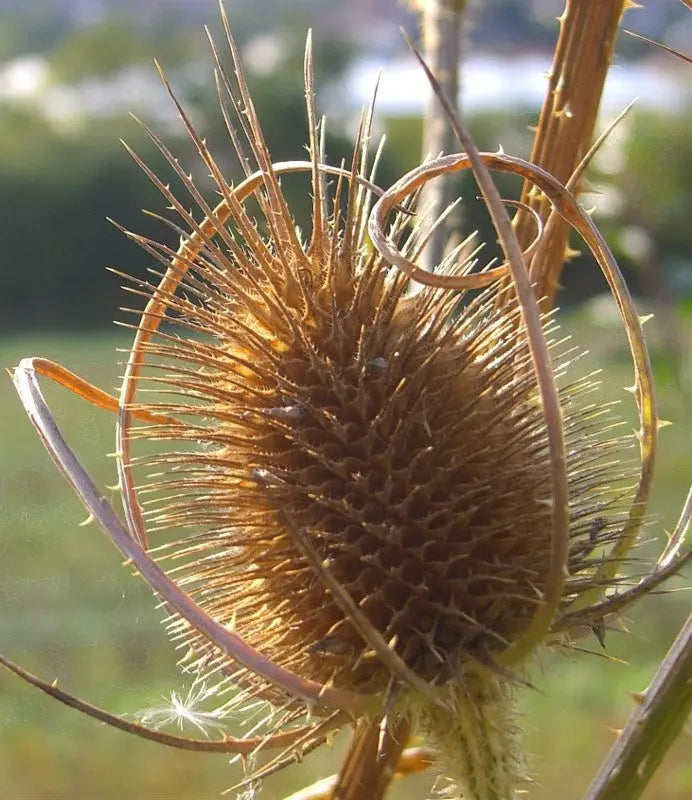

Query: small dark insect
589;516;607;545
309;636;357;657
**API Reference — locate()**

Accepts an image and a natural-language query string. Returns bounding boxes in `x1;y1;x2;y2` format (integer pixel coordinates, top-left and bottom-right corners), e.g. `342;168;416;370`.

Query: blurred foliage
592;110;692;287
47;17;193;82
0;17;357;331
585;109;692;397
0;107;164;329
553;107;692;305
621;111;692;244
49;20;157;81
0;7;70;61
0;12;691;332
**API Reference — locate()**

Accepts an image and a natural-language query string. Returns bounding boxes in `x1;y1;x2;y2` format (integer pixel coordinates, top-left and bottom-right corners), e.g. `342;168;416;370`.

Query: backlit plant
2;3;690;799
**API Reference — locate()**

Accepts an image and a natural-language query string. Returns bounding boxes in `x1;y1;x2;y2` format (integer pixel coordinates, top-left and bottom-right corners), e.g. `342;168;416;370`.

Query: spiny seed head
143;275;629;695
126;67;633;708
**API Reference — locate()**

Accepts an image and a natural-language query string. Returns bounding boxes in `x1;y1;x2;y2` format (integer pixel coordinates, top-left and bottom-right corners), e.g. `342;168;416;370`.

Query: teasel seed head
106;16;656;799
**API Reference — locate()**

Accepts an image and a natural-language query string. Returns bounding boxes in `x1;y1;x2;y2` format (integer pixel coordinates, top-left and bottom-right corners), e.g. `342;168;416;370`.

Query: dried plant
2;3;690;800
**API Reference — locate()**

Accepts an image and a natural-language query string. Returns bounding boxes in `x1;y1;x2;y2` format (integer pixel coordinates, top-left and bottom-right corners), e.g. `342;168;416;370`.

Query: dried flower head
4;7;690;800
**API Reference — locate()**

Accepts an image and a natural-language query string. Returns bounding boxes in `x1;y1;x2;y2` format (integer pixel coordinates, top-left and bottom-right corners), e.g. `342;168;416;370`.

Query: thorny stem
0;652;332;754
583;614;692;800
416;674;521;800
510;0;628;310
553;546;691;634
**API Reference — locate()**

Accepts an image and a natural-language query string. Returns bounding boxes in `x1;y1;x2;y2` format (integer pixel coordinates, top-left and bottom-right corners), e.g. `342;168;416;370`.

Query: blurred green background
1;1;690;798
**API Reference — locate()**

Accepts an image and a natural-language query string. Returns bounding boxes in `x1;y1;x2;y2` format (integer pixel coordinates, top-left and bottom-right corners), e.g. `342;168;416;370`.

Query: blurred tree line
0;12;690;331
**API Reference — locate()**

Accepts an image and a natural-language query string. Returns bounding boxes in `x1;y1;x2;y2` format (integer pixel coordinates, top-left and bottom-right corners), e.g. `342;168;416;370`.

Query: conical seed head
133;196;631;697
127;60;634;702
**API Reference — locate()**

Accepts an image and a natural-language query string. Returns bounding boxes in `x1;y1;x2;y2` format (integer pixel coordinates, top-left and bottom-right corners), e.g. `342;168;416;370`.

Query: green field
0;315;690;800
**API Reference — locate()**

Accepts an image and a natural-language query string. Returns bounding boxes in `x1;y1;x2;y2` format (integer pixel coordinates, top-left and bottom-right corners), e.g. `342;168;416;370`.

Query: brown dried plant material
511;0;629;309
2;6;689;800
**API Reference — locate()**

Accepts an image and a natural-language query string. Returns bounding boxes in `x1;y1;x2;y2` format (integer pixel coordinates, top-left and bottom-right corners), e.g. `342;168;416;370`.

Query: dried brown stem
331;716;413;800
510;0;628;310
282;742;433;800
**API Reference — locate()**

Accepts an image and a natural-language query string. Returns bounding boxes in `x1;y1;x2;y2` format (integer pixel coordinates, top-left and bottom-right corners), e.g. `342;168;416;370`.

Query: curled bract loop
368;165;544;290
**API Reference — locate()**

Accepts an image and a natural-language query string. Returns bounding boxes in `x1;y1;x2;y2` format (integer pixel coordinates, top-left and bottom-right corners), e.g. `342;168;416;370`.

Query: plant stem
416;0;467;271
415;672;521;800
584;614;692;800
510;0;628;310
331;716;412;800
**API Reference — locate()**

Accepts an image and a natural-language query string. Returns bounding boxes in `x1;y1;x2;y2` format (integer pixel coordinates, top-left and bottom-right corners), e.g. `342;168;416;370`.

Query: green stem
414;669;522;800
584;614;692;800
